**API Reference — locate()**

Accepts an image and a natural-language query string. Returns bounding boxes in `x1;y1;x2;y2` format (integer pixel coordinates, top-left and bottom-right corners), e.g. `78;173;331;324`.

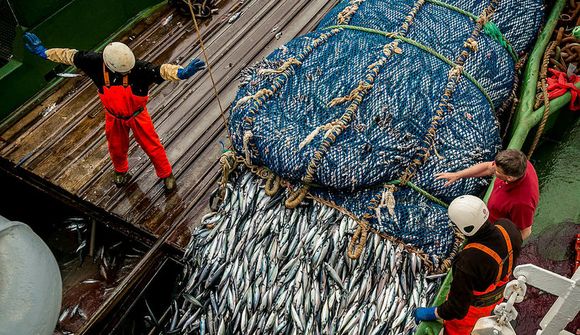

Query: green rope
299;178;448;208
324;25;495;110
483;22;518;61
573;26;580;39
425;0;518;62
425;0;477;20
386;179;449;208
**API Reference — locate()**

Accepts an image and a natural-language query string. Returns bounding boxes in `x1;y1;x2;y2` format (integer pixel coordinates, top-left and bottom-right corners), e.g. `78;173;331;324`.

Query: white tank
0;215;62;335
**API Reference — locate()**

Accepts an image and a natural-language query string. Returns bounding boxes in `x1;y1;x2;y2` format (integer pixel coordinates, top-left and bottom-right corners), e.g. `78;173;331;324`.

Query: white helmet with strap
103;42;135;73
448;195;489;236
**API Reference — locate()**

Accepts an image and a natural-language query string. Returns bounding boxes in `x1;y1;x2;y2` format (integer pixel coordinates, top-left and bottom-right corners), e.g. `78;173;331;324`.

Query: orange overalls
444;225;514;335
98;64;172;179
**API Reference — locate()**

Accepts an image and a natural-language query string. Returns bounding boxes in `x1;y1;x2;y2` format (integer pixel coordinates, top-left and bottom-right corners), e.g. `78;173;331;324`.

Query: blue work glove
177;58;205;79
414;307;438;324
23;32;48;59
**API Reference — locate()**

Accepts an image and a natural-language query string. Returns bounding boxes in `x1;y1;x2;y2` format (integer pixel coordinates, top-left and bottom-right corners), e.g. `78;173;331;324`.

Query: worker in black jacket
414;195;523;335
23;32;205;192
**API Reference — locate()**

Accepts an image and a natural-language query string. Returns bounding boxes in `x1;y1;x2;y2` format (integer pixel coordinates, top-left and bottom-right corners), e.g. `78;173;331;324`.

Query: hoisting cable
186;0;233;146
6;0;21;26
187;0;237;207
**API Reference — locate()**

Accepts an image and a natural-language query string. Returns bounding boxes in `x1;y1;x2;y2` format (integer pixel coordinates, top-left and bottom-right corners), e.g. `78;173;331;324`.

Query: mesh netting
228;0;544;261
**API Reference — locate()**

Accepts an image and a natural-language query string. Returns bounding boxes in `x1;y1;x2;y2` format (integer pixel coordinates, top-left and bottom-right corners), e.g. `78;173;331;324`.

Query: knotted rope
258;58;302;75
528;41;557;158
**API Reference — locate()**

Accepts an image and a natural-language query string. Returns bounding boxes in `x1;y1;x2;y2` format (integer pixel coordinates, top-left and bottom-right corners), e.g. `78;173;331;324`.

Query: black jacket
73;51;165;96
437;219;523;320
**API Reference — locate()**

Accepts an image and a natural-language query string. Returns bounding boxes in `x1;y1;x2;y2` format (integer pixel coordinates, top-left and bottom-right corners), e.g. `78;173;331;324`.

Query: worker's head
103;42;135;74
448;195;489;236
493;149;527;182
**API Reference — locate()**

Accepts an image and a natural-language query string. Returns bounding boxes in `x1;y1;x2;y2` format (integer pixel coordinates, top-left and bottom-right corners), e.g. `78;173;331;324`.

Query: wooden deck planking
98;0;314;239
0;0;339;251
56;0;289;197
106;0;315;214
84;0;326;230
78;0;300;204
9;1;239;189
0;7;185;161
163;0;340;246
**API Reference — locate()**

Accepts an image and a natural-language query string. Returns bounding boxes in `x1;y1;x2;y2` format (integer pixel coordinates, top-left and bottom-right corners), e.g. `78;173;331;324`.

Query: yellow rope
186;0;232;145
264;172;281;196
528;41;557;158
463;37;478;52
258;58;302;75
347;224;369;259
217;151;237;203
337;0;365;25
327;82;373;107
299;121;340;150
234;88;274;109
285;187;308;208
242;130;254;164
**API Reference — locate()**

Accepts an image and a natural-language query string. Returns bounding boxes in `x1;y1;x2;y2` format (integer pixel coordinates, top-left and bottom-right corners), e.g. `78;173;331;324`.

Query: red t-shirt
487;161;539;230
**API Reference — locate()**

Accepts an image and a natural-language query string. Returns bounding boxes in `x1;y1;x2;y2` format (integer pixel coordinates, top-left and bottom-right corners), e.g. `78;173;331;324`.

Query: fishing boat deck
0;0;339;251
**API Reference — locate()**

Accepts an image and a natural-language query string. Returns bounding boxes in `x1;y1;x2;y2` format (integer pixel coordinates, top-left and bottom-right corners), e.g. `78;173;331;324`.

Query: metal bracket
473;264;580;335
513;265;580;335
503;276;527;303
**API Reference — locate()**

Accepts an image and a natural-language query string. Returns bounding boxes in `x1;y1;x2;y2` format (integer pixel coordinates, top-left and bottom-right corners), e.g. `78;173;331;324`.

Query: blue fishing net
228;0;544;262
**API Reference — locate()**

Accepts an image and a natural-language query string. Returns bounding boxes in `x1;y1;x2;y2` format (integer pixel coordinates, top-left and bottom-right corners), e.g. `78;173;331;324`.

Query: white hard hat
103;42;135;73
448;195;489;236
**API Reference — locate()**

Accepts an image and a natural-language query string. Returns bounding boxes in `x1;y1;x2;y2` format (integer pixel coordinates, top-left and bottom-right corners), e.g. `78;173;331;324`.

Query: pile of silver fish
165;168;442;334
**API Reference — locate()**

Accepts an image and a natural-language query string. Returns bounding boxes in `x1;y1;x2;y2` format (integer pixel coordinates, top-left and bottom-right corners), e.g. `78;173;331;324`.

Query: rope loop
285;186;308;208
216;151;237;207
347;224;369;259
265;172;281;196
242;130;254;164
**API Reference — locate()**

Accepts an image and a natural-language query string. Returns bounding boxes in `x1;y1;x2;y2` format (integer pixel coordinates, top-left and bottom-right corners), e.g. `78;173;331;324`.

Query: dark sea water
515;112;579;335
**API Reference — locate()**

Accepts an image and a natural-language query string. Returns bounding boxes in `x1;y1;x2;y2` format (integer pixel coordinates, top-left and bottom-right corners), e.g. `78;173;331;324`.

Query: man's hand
414;307;438;323
177;58;206;80
435;172;461;187
23;32;48;59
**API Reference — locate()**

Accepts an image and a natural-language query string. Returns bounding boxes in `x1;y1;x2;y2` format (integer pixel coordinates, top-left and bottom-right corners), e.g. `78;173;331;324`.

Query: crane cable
186;0;233;146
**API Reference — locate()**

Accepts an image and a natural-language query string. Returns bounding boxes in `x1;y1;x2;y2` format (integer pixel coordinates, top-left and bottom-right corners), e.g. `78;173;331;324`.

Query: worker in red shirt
435;149;539;240
23;33;205;193
414;195;523;335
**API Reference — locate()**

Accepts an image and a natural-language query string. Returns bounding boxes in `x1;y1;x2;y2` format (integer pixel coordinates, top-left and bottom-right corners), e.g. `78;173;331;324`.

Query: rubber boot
113;171;131;186
163;173;176;193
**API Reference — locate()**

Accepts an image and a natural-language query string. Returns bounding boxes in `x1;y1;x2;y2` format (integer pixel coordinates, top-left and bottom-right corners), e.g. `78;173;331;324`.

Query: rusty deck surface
0;0;339;251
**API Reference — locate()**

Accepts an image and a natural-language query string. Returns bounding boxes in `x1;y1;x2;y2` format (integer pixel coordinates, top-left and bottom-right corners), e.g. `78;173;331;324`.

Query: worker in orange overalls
23;32;205;192
414;195;523;335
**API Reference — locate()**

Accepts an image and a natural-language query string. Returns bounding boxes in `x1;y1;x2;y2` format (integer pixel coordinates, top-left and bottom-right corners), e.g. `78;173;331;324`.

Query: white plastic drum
0;215;62;335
